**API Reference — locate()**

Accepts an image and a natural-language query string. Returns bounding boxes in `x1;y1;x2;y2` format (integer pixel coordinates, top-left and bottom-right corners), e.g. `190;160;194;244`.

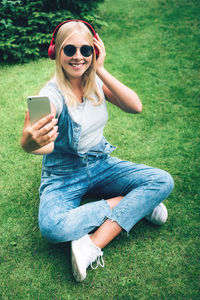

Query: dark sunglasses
63;44;93;57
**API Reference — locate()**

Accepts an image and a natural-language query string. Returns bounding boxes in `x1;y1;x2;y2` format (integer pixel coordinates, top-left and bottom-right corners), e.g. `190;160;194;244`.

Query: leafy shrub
0;0;105;63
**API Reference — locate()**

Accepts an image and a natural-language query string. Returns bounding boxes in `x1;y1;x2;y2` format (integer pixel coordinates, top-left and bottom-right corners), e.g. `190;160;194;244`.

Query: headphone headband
48;19;98;60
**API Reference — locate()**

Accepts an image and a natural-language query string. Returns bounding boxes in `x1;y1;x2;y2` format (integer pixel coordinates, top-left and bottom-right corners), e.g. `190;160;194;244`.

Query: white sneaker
145;203;168;225
71;234;104;282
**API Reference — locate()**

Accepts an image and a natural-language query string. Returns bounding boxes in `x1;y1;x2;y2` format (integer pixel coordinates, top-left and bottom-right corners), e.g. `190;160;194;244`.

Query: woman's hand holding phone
21;110;59;154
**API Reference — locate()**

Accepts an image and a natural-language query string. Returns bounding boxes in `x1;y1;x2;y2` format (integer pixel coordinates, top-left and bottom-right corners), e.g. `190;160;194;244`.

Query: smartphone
27;96;51;125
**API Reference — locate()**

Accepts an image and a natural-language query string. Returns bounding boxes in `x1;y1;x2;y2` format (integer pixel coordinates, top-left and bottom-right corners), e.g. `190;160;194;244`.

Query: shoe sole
71;242;86;282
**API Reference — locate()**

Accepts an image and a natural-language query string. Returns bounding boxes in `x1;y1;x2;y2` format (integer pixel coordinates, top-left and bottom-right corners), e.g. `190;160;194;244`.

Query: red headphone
48;19;99;60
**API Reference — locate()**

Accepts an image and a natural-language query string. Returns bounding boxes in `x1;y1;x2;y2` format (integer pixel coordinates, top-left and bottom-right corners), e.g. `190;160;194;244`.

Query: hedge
0;0;105;63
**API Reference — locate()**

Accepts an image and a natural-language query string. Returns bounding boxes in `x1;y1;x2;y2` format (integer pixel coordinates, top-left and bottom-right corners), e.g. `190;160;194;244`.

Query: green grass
0;0;200;299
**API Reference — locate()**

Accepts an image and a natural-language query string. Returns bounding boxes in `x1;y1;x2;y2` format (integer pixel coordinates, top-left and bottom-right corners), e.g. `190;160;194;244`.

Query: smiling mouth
69;63;85;69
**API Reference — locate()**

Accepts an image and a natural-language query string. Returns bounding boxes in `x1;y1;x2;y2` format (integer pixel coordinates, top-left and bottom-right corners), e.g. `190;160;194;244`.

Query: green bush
0;0;104;63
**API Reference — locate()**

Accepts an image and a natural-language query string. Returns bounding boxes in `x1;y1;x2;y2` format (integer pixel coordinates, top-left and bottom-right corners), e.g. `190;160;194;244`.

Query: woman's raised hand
93;34;106;74
20;110;58;153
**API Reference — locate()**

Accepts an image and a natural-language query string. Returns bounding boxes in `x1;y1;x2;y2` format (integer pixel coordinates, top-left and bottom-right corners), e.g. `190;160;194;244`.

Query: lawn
0;0;199;299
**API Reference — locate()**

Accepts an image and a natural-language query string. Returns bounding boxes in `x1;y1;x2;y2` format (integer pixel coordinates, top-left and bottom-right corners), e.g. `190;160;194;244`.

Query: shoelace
90;252;105;270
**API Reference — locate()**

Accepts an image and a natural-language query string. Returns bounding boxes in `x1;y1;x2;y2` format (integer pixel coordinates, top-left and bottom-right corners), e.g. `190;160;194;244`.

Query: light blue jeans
38;155;174;243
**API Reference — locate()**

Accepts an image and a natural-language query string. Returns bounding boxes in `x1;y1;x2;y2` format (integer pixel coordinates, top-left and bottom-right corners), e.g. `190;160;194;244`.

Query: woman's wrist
96;66;106;78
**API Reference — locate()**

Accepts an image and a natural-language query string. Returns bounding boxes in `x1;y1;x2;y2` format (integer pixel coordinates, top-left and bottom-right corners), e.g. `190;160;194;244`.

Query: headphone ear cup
93;34;99;58
94;45;99;59
48;42;56;60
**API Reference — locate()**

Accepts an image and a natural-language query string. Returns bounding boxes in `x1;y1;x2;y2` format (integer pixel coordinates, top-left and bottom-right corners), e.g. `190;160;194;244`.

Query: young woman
21;20;174;282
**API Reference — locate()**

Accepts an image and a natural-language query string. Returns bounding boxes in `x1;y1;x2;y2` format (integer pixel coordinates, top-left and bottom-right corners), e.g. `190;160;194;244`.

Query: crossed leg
90;196;123;249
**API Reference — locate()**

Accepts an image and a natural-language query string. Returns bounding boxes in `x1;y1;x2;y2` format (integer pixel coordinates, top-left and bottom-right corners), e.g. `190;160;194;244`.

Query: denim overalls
38;83;174;243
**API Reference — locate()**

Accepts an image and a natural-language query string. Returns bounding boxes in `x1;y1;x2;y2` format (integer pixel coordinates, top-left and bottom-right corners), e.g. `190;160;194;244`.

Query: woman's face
60;32;93;82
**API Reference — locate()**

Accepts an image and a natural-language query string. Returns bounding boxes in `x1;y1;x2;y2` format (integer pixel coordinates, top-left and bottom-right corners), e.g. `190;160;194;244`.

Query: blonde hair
54;21;103;107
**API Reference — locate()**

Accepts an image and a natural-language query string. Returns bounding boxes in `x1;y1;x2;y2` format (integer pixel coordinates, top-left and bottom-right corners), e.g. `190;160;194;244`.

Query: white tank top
39;75;108;154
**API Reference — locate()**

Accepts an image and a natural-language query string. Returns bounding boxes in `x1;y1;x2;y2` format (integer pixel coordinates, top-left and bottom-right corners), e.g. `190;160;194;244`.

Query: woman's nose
73;48;82;59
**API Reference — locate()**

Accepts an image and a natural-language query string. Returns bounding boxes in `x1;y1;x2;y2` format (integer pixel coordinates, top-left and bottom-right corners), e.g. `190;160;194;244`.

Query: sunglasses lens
63;45;93;57
63;45;76;57
80;45;93;57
